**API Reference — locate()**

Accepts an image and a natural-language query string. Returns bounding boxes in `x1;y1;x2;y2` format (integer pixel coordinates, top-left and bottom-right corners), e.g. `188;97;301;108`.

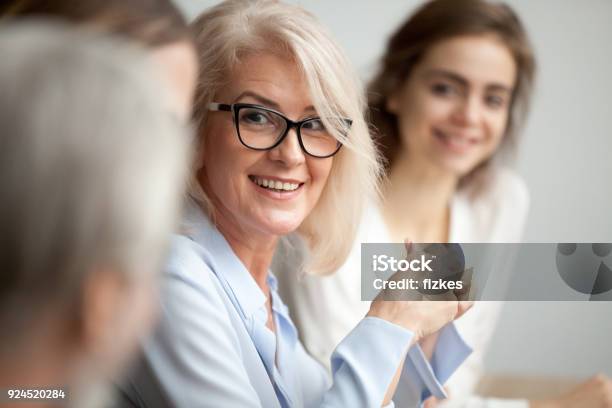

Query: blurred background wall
176;0;612;378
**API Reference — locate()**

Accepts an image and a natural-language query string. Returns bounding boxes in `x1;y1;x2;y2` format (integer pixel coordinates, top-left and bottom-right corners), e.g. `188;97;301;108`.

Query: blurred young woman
280;0;612;406
277;0;536;406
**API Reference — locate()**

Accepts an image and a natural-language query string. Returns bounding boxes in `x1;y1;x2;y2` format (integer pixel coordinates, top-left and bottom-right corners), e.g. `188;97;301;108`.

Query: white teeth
252;177;299;191
436;130;474;148
451;136;468;146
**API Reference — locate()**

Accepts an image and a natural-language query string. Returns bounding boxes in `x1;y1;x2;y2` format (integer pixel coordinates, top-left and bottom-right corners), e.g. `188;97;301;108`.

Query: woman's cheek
311;159;333;202
490;111;510;146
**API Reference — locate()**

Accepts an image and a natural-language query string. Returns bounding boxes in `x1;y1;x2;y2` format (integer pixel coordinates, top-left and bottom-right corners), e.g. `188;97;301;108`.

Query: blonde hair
190;0;382;275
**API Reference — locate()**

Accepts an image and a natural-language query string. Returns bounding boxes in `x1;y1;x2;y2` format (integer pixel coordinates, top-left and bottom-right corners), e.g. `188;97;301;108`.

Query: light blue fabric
392;324;473;406
119;201;471;407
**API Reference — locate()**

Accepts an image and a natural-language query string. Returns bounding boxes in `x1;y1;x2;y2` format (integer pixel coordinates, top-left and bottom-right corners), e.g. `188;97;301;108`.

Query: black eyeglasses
208;102;351;158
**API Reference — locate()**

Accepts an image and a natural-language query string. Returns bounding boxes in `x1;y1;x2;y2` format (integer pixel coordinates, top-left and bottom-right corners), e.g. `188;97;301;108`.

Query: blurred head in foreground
1;0;197;121
0;23;189;406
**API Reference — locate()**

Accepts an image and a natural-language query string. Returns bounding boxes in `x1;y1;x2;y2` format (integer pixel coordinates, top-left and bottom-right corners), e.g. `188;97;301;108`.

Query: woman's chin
432;156;481;178
267;221;302;236
256;213;304;237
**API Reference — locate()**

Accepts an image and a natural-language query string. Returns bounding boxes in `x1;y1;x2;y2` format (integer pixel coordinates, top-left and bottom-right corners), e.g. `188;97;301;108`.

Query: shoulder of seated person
459;166;529;212
164;233;219;286
454;167;530;242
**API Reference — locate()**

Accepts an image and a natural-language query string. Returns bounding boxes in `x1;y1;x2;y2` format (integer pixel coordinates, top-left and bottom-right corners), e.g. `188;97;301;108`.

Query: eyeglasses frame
208;102;350;158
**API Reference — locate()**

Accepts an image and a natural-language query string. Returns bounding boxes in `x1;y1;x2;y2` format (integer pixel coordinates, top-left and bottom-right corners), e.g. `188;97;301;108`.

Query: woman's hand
530;374;612;408
367;241;472;341
370;292;470;407
367;295;472;342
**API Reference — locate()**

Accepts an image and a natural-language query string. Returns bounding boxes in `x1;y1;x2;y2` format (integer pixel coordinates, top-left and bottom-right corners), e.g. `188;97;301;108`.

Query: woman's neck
212;208;278;335
212;208;277;292
382;151;458;243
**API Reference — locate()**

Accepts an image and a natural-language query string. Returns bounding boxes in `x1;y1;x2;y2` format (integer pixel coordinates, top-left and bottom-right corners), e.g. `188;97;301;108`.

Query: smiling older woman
117;1;471;407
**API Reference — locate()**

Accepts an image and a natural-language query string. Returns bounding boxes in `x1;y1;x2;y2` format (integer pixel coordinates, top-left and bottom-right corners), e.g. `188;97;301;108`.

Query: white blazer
275;167;530;408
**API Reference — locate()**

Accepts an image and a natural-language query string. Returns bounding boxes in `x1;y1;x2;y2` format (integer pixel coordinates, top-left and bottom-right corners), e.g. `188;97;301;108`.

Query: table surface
476;375;579;399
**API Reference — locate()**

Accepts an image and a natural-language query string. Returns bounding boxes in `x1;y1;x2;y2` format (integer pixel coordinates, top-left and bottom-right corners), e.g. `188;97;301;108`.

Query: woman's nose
452;95;481;127
268;127;306;167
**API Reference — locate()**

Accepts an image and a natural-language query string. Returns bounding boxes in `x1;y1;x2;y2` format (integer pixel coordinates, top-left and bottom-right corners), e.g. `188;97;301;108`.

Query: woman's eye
485;94;507;109
241;111;270;125
302;119;326;132
431;82;457;97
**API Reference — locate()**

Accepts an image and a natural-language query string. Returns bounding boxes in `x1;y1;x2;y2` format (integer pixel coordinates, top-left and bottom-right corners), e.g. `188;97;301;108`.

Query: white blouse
275;167;530;408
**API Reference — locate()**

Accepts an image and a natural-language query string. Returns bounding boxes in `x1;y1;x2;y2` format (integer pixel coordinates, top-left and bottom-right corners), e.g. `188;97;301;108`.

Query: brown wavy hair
369;0;536;180
0;0;192;47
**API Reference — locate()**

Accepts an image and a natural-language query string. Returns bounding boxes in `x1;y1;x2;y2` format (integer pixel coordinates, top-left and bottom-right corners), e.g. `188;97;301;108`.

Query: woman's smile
248;174;305;201
432;127;482;155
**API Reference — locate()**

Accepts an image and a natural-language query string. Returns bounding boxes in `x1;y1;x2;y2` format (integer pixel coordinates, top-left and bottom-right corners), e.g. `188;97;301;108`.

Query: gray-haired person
0;23;190;407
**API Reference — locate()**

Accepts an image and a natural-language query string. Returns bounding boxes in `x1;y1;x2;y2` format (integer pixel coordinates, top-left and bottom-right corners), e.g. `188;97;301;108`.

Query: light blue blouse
118;201;472;408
